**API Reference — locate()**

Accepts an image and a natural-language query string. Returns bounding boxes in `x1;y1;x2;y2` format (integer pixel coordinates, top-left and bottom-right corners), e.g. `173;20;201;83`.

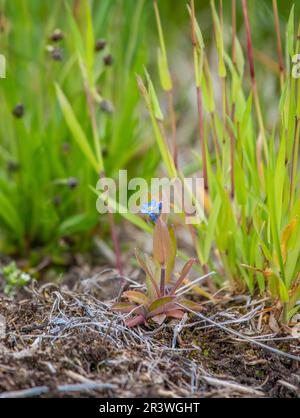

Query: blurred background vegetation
0;0;298;264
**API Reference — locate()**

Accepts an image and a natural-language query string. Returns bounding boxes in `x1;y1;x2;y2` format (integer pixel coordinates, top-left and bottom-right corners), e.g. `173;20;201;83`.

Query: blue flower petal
140;200;162;223
141;203;150;214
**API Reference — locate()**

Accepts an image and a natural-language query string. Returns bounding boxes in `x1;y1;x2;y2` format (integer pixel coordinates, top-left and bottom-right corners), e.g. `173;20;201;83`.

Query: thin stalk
191;0;208;191
85;85;122;275
221;76;227;144
219;0;223;29
160;267;166;296
168;90;178;168
242;0;267;161
231;0;236;68
230;0;238;198
196;87;208;192
210;112;221;166
84;83;104;172
203;55;221;165
289;116;300;210
99;171;123;275
153;0;178;168
229;104;236;199
220;76;229;184
153;0;168;64
282;303;289;324
272;0;285;89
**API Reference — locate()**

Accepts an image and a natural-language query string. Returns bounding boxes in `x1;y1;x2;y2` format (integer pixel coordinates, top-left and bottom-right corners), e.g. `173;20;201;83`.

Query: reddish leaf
166;309;185;319
125;315;145;328
153;218;172;265
151;314;166;325
147;302;177;318
171;258;196;294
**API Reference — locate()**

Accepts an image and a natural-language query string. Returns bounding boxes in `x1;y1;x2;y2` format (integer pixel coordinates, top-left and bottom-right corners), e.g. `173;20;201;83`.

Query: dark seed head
103;54;113;66
50;28;64;42
7;160;20;173
62;142;71;154
12;103;24;118
100;100;114;114
95;39;107;51
51;48;63;61
67;177;79;189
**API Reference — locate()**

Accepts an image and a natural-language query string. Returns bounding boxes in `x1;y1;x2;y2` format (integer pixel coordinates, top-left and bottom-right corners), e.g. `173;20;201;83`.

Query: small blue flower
141;200;162;223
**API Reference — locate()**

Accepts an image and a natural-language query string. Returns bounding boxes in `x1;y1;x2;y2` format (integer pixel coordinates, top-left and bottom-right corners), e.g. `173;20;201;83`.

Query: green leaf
210;0;226;78
91;186;152;233
137;74;177;178
157;47;172;91
123;290;149;305
203;195;221;263
153;0;172;92
0;193;24;244
287;5;295;57
287;304;300;321
145;69;164;121
165;225;177;283
235;36;244;77
135;248;160;296
111;302;134;312
179;299;204;312
64;1;84;57
85;0;95;86
58;213;97;237
171;258;196;294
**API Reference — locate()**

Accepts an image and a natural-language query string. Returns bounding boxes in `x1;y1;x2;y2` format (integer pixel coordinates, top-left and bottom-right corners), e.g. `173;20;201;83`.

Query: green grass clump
135;0;300;323
0;0;157;257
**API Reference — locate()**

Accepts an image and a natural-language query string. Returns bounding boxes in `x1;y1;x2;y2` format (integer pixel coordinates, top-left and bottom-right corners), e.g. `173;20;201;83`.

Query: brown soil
0;273;299;398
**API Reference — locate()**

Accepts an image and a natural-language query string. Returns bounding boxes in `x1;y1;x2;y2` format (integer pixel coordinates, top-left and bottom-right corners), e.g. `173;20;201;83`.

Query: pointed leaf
111;302;134;312
135;248;160;296
281;217;298;264
148;295;176;313
165;225;177;283
179;299;204;312
153;218;172;265
171;258;196;294
166;309;185;320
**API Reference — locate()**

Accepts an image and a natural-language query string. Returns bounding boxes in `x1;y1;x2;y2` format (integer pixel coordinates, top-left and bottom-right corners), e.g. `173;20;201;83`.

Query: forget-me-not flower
141;200;162;223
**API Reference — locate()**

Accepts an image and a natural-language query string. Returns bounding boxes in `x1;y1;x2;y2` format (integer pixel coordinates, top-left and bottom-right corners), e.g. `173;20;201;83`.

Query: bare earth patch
0;274;299;398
